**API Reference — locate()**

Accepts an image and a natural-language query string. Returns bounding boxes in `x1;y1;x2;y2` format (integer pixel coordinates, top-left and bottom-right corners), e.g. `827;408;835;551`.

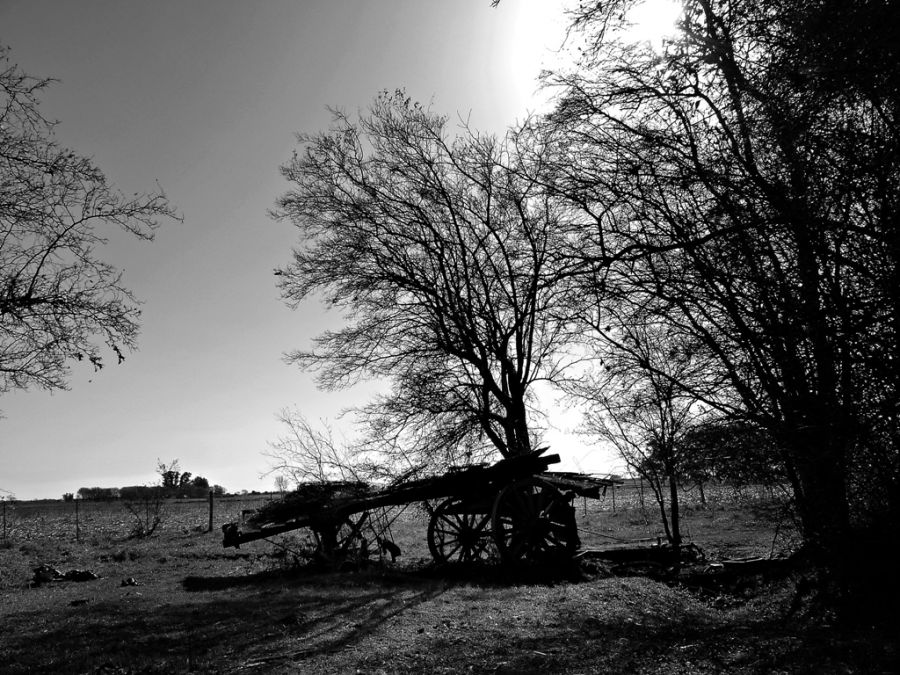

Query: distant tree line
73;483;226;501
73;484;226;501
73;461;226;501
75;487;121;501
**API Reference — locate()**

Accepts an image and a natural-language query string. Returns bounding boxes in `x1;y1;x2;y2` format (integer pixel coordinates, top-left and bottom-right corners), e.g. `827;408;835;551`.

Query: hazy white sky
1;1;678;499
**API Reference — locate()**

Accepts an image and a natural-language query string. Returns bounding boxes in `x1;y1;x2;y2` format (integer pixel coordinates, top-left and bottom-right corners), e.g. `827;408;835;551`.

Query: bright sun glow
503;2;570;110
625;0;684;50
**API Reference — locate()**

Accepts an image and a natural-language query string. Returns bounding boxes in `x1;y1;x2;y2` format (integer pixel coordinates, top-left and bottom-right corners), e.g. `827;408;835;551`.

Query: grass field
0;485;895;673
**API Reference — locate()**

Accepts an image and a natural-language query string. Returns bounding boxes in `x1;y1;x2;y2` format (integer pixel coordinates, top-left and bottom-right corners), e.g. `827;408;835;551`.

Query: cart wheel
427;497;493;564
314;512;370;561
491;477;579;565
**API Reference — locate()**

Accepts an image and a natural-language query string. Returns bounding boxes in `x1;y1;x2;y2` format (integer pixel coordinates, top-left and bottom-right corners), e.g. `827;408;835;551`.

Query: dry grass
0;489;894;674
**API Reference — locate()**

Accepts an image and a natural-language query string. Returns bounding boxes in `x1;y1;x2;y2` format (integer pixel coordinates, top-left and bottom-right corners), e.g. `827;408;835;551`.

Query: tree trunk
668;472;682;556
503;390;533;457
645;474;672;544
787;421;852;608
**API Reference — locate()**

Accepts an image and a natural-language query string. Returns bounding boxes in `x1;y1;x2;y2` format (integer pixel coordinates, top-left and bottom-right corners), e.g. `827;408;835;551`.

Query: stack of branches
249;481;372;528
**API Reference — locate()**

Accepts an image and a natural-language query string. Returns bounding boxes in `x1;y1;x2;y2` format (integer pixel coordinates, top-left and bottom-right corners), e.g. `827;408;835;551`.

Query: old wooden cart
222;448;618;566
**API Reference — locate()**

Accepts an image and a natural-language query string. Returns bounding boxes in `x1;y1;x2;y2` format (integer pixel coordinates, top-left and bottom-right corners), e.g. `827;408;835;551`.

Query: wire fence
591;479;785;513
0;493;281;545
0;480;786;547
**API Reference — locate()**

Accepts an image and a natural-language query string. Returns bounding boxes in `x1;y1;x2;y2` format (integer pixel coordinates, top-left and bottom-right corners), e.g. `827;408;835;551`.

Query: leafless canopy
273;91;572;466
0;46;177;395
541;0;900;576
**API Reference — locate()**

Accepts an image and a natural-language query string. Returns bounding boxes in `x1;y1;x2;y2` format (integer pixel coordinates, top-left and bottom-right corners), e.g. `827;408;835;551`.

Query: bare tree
273;91;571;467
542;0;900;603
0;46;177;397
572;320;713;554
679;418;788;498
273;474;289;496
156;458;181;492
263;408;372;484
123;488;165;539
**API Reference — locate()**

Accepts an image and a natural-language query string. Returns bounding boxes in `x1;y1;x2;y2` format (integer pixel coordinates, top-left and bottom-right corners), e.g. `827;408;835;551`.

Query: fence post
611;483;616;512
2;500;6;542
75;498;81;543
208;489;214;533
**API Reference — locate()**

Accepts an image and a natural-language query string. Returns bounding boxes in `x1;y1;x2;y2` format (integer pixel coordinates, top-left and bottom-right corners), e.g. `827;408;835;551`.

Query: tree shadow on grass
182;555;587;594
425;621;899;675
0;566;452;674
2;563;895;674
181;566;306;591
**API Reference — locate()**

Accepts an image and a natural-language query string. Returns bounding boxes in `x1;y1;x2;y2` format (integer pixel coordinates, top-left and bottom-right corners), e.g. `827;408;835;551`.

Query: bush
123;491;166;538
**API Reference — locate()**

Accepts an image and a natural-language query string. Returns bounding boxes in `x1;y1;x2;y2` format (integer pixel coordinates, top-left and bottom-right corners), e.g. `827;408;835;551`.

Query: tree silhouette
0;46;177;397
274;91;571;466
543;0;900;604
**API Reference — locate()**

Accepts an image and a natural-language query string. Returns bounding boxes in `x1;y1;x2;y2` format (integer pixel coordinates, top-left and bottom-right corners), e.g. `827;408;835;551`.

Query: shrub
123;490;166;538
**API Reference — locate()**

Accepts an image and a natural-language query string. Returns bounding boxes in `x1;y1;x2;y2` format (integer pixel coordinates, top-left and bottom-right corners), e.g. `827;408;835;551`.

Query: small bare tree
123;487;165;539
263;408;381;486
573;322;713;557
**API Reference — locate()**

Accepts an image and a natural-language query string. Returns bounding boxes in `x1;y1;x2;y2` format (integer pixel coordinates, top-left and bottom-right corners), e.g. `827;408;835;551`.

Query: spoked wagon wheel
427;497;493;564
491;477;579;566
313;512;371;561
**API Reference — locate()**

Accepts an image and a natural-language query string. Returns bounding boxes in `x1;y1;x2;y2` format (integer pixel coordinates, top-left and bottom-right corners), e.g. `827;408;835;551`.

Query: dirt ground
1;495;896;673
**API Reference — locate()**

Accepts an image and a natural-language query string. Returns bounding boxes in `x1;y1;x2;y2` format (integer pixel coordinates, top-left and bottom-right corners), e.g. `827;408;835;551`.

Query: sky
1;1;678;500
